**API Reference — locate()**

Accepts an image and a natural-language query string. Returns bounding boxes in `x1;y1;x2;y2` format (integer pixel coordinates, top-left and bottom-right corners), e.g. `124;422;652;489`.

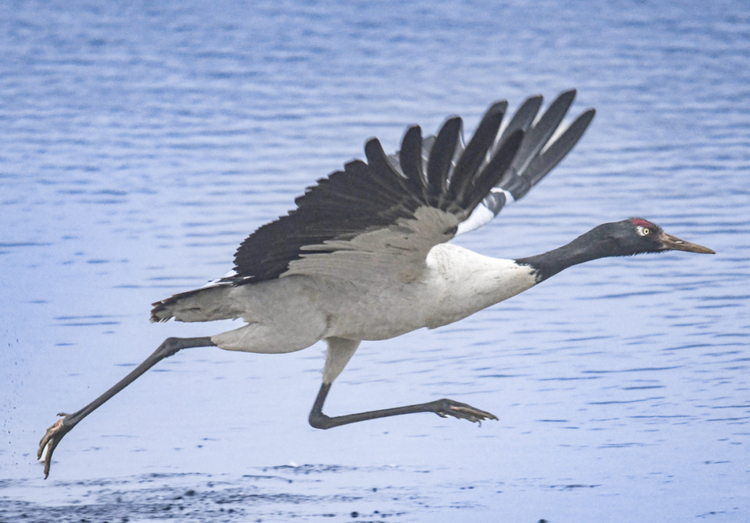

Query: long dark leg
308;337;497;430
308;382;498;429
38;336;215;478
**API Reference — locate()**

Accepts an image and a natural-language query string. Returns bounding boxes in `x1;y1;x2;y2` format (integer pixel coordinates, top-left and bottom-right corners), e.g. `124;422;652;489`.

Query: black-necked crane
38;90;714;478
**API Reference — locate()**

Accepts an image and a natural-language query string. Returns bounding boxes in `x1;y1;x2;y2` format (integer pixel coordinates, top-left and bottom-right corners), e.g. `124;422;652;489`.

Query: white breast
316;243;539;341
421;244;539;328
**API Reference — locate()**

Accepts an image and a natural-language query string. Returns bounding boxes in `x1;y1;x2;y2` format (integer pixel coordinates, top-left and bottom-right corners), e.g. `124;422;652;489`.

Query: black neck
516;224;620;282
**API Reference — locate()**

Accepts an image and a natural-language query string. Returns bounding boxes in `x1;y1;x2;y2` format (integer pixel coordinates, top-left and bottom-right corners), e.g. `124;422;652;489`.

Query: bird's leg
308;337;497;430
308;382;498;429
38;336;215;479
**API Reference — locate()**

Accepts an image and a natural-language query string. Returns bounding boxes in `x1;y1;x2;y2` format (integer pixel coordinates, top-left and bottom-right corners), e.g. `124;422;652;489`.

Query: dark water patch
589;397;665;405
629;415;692;419
562;335;613;343
548;483;600;490
582;367;681;374
54;315;121;327
55;321;120;327
0;469;446;522
582;290;667;300
599;442;647;449
539;376;602;381
662;343;713;352
0;242;52;248
694;303;741;310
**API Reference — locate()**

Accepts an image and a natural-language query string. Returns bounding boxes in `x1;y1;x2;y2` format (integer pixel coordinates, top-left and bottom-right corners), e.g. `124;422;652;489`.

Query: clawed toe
434;399;498;423
38;415;71;479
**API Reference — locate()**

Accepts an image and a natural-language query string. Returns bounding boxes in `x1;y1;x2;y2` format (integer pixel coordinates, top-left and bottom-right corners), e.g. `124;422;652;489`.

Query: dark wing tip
447;100;509;204
501;89;593;200
364;136;385;161
522;106;596;188
427;115;463;197
485;99;509;117
399;125;427;191
557;87;577;102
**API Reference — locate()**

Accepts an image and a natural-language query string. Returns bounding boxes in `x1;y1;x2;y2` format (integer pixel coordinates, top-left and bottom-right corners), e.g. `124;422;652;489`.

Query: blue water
1;1;749;521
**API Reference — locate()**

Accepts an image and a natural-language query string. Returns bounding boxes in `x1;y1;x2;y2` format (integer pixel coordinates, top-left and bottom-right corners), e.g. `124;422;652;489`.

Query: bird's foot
38;413;75;479
432;399;498;423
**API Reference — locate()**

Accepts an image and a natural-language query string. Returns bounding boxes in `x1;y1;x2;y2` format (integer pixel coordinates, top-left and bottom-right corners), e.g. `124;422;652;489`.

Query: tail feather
150;285;239;323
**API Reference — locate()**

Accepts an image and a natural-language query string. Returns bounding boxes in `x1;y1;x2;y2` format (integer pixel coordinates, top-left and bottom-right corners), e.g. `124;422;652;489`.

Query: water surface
1;1;749;521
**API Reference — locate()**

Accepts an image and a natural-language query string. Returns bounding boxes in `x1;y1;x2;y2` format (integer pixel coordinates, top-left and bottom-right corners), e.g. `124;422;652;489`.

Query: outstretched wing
231;89;595;285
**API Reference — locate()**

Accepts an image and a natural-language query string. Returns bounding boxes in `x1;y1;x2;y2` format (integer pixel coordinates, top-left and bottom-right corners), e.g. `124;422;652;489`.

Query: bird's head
516;217;714;282
607;218;715;256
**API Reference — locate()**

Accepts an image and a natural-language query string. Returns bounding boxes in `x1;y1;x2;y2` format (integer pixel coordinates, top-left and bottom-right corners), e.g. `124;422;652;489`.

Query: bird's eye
643;228;650;235
636;226;650;236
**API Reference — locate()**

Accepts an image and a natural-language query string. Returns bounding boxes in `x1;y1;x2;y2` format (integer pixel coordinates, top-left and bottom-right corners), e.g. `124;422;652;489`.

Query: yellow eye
643;228;650;235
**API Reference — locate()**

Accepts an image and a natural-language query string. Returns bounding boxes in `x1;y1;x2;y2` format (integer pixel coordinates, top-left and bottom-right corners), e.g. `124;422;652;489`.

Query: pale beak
660;232;715;254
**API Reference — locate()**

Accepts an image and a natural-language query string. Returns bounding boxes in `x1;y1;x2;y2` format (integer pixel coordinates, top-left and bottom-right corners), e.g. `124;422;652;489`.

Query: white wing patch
456;188;515;235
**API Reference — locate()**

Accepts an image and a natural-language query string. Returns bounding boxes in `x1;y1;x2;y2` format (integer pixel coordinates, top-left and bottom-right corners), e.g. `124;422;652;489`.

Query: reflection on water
1;0;748;521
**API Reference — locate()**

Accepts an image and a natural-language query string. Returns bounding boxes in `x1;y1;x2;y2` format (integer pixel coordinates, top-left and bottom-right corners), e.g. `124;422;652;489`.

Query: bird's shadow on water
0;464;478;522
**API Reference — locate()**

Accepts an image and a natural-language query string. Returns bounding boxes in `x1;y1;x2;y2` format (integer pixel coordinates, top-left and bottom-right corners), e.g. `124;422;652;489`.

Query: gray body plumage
161;244;539;353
